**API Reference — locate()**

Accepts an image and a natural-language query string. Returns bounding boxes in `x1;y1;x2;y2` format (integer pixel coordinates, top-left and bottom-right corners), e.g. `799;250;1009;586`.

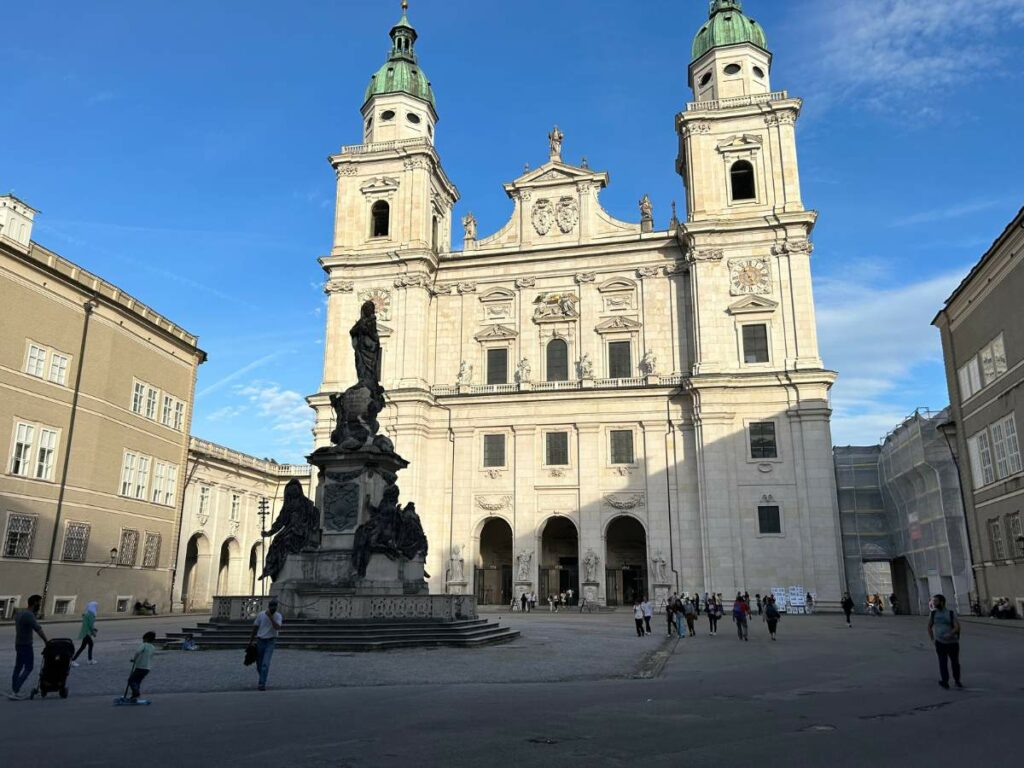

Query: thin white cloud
205;405;247;422
235;382;314;455
891;198;1005;228
817;265;968;444
197;353;283;398
811;0;1024;113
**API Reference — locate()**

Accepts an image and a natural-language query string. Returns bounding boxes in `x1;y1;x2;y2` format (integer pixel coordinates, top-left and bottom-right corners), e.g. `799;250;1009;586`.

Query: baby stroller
30;638;75;699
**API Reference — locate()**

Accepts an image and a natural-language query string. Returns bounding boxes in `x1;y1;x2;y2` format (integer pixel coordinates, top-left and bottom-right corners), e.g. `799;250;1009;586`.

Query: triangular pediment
479;287;516;303
716;134;762;153
474;324;519;341
595;316;642;334
360;176;401;194
504;160;609;199
727;296;778;315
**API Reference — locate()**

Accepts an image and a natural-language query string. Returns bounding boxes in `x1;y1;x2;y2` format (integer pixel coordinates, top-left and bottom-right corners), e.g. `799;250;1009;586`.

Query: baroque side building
310;1;844;606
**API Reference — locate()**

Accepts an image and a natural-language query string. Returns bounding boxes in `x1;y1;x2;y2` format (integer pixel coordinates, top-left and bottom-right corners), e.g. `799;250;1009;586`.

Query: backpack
766;604;780;620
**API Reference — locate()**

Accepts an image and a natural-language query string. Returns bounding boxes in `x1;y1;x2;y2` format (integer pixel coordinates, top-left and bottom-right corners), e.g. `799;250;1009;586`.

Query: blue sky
4;0;1023;462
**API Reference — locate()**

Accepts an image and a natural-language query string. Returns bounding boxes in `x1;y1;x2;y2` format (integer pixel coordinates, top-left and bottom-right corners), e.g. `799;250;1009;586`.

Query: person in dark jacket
841;592;855;626
732;594;750;641
765;597;781;640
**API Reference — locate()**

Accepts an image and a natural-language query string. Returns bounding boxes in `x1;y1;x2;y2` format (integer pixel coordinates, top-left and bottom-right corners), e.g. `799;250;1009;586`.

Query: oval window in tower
407;112;421;125
753;66;765;79
381;110;396;121
724;63;742;75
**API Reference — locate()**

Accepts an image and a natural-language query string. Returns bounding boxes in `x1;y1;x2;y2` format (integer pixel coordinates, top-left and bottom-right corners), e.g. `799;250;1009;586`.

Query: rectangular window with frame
118;528;140;566
742;324;770;364
607;341;632;379
132;381;146;414
174;401;185;431
4;513;36;558
757;505;782;534
995;413;1021;476
25;343;47;378
53;598;73;616
116;597;131;613
483;434;506;468
145;387;159;420
35;428;57;480
10;422;35;476
486;348;508;385
48;353;69;386
980;334;1008;386
967;431;995;487
164;464;178;506
142;532;161;568
61;522;90;562
610;429;635;465
749;421;778;459
161;396;174;427
152;462;166;504
545;432;569;466
120;451;137;496
134;455;150;500
198;485;211;515
1008;513;1024;558
989;519;1005;559
230;494;241;521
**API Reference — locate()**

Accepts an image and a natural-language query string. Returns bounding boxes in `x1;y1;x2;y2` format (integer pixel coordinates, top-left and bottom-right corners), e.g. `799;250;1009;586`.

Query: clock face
729;258;771;295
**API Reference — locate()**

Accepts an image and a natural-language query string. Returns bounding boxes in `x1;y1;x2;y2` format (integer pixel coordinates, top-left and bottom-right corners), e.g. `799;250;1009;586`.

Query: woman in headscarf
71;601;98;666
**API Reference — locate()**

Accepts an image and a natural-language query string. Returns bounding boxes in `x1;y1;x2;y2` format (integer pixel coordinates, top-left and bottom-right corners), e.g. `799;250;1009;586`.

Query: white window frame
608;428;638;467
161;395;174;427
979;333;1008;386
995;413;1022;477
756;503;785;537
152;461;167;504
198;485;211;515
141;531;161;569
120;450;138;497
747;419;781;462
115;595;133;613
131;380;146;414
24;341;47;378
967;430;995;488
230;493;241;522
47;351;70;386
738;321;772;367
3;512;37;559
134;455;150;500
164;464;178;506
51;596;76;616
606;338;635;380
1008;512;1024;558
989;519;1005;560
144;386;159;420
542;429;572;468
117;528;140;566
61;521;91;562
0;596;21;620
35;427;58;481
173;401;185;431
9;421;36;477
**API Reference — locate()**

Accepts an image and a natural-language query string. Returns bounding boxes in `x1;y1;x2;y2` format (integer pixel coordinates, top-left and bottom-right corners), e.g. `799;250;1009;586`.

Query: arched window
730;160;756;201
371;201;390;237
546;338;569;382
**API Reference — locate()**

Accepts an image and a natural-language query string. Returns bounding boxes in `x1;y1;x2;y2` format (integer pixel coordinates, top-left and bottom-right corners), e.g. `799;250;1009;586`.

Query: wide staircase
160;617;519;651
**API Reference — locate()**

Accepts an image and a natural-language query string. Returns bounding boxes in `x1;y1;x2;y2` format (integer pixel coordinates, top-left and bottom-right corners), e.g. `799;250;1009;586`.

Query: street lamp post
937;418;980;612
96;548;119;576
257;498;270;597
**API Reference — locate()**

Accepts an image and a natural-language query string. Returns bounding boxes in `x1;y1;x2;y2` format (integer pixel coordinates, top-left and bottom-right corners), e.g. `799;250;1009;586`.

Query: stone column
692;404;742;597
576;424;604;603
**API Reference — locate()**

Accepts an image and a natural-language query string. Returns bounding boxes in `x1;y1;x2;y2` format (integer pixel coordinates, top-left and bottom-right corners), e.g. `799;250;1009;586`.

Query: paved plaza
2;611;1022;767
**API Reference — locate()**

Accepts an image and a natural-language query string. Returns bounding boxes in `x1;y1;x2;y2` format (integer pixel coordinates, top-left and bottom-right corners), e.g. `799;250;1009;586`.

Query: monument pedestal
582;580;600;607
653;582;672;609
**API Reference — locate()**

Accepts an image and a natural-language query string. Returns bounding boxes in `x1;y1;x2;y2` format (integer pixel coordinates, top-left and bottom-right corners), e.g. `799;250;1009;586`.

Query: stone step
160;628;519;651
189;618;490;631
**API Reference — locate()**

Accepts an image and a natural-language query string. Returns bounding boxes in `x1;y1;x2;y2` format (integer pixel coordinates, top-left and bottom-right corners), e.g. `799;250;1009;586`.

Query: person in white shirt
641;597;654;635
248;598;283;691
632;600;645;637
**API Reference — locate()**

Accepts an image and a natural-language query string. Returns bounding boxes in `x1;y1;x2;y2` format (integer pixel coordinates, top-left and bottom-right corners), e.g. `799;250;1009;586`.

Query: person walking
71;601;99;667
805;592;815;615
247;598;283;691
755;594;763;616
666;594;677;637
521;592;528;614
683;597;697;637
633;599;645;637
732;594;750;641
693;592;702;616
641;596;653;635
567;588;574;606
928;594;963;689
889;592;899;616
765;596;781;640
7;595;48;700
841;592;855;626
707;595;720;636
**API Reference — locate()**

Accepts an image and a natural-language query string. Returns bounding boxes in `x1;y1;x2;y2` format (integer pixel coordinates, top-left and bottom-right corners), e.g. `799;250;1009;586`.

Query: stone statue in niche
260;478;321;582
651;552;669;584
577;354;594;380
448;545;464;582
640;351;657;375
548;125;564;159
352;482;428;578
516;549;533;582
515;358;531;384
583;548;600;582
456;360;473;386
462;212;477;240
533;292;579;320
639;194;653;223
351;300;382;385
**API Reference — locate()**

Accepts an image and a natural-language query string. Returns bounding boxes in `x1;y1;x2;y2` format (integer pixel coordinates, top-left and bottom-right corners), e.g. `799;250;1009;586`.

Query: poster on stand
771;587;788;612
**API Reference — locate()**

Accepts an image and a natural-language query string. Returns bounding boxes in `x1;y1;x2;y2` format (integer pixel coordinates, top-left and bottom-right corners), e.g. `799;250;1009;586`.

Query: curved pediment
479;287;516;303
598;277;637;293
727;296;778;315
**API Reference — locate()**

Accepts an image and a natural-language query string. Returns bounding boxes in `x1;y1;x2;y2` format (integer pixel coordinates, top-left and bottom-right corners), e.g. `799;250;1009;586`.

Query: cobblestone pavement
0;609;668;696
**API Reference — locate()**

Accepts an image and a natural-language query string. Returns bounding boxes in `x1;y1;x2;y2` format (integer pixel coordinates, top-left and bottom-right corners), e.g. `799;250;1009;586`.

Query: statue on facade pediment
456;360;473;386
533;292;579;321
515;358;531;384
578;354;594;380
260;479;321;582
640;351;657;376
462;212;477;240
639;194;653;223
548;125;564;160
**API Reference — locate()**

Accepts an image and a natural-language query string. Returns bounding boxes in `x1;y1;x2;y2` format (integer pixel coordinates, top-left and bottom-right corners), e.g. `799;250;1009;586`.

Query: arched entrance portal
216;538;241;596
605;516;648;607
539;517;579;605
181;533;211;612
475;518;513;605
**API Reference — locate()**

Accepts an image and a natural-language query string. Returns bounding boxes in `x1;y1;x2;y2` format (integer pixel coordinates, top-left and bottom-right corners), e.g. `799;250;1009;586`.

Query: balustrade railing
686;90;789;112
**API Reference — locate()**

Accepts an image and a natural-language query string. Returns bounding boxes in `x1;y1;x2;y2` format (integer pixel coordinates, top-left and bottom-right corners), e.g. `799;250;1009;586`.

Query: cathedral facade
311;1;844;607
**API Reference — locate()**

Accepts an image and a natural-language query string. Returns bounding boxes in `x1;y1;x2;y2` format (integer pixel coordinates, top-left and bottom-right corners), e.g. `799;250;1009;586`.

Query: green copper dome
691;0;768;63
363;6;436;110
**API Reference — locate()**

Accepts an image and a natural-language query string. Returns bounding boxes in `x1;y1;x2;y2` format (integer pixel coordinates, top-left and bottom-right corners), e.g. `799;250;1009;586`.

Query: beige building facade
0;194;206;619
934;206;1024;616
310;3;844;606
175;437;312;612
